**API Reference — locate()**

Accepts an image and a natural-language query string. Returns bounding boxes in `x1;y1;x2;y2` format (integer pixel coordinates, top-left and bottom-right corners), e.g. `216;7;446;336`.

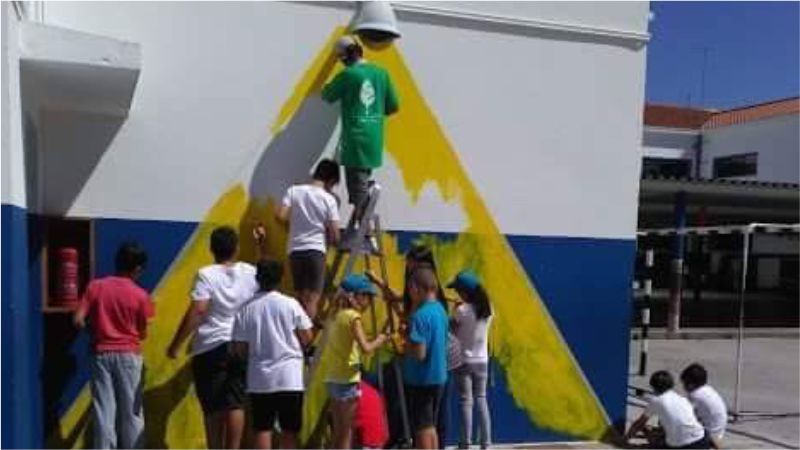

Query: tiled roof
644;104;716;129
703;97;800;129
644;97;799;130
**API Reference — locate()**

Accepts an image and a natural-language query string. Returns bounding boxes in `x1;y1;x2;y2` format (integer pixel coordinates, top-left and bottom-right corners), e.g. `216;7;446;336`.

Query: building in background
636;98;799;328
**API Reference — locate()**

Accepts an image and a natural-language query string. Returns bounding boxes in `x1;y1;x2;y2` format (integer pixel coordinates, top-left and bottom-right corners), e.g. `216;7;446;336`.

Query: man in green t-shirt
322;35;399;217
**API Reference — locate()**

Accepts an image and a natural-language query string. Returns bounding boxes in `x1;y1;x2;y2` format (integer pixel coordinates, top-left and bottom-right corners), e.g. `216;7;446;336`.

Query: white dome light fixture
351;1;401;43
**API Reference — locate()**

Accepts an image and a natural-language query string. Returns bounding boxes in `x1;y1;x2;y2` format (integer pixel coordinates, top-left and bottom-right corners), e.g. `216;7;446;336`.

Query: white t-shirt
453;303;493;364
190;262;258;355
282;184;340;254
232;290;313;393
645;390;707;448
689;385;728;441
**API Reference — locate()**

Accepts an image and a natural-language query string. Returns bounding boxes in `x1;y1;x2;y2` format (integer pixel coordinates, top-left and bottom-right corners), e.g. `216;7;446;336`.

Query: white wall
40;2;648;239
701;114;800;183
642;126;697;161
1;3;27;209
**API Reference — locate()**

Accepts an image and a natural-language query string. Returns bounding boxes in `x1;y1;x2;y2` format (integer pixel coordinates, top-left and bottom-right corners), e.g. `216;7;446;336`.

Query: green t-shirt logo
360;80;376;115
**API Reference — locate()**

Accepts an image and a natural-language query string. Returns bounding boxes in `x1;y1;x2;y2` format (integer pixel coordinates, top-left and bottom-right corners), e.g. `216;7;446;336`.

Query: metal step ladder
316;181;413;448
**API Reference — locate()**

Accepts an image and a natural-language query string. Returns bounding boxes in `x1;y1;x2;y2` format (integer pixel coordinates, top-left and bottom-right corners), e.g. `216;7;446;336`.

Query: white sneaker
367;235;381;255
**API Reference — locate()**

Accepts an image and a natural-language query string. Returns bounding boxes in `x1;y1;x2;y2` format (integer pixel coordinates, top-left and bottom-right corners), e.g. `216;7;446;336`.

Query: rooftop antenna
699;47;710;108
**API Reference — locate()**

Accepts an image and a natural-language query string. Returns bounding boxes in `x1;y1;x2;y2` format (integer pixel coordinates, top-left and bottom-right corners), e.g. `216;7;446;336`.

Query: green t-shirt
322;61;399;169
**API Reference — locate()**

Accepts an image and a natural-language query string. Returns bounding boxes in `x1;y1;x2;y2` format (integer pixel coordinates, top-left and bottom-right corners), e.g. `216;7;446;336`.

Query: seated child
625;370;710;449
681;363;728;449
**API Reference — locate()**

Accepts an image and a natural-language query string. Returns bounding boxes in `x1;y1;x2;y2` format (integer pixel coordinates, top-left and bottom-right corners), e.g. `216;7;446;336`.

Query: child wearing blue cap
325;274;390;449
448;270;494;449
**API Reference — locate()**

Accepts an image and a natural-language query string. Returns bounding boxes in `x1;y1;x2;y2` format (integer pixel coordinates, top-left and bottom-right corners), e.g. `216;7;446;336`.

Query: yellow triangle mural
50;26;610;449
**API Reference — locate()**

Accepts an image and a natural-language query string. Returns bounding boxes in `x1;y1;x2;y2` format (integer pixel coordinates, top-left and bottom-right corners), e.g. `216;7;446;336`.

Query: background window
713;153;757;178
642;157;691;178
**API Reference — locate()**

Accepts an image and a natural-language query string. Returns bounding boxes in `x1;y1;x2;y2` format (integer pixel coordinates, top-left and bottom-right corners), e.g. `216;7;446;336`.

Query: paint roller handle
366;270;402;304
252;223;267;244
252;222;270;259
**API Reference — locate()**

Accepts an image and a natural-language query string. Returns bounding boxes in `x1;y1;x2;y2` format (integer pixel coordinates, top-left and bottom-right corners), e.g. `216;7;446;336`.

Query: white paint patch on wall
701;114;800;183
395;18;646;238
41;2;647;240
374;151;469;232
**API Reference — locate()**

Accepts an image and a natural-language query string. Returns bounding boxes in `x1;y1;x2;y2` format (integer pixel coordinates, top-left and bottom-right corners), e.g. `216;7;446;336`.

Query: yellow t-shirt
325;308;363;383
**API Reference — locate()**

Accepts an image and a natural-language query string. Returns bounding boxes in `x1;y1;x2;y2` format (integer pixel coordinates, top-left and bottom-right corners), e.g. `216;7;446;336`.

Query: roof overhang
19;21;141;117
639;176;799;221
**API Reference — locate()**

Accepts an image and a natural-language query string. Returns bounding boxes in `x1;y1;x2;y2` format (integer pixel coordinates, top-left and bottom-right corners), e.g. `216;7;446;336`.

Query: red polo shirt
79;276;154;353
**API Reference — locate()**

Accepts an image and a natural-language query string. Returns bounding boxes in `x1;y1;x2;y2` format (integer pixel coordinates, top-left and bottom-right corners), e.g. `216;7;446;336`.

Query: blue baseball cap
447;270;480;291
341;274;378;295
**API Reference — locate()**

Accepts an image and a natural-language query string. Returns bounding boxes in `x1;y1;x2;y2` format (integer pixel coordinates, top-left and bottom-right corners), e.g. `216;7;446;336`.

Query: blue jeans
90;352;145;449
456;362;491;448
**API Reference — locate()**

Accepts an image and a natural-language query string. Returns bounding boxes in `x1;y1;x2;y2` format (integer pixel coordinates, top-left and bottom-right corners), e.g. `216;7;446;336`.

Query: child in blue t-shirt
403;267;449;450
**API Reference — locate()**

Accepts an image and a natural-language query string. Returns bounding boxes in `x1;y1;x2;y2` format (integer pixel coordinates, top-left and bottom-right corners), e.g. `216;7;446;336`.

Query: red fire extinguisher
56;247;80;307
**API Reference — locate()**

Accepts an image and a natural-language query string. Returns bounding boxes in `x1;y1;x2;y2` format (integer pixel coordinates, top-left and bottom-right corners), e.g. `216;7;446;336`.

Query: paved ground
628;337;800;449
453;336;799;449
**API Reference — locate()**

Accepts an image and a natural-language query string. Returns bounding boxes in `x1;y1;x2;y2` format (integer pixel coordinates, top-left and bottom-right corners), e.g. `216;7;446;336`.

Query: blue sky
646;1;799;110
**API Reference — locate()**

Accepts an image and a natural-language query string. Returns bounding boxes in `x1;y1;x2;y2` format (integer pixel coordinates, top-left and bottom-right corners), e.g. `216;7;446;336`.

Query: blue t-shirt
403;299;448;386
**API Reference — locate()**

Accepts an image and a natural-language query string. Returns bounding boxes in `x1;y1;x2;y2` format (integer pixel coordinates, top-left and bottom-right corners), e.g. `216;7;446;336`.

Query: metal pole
668;192;687;334
733;228;751;419
639;248;654;376
364;253;384;395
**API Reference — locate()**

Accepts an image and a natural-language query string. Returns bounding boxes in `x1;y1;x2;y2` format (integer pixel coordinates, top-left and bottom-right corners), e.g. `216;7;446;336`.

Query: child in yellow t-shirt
326;274;389;449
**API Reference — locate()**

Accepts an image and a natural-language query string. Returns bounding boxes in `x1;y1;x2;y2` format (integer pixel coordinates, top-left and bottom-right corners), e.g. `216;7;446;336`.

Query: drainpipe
693;133;703;179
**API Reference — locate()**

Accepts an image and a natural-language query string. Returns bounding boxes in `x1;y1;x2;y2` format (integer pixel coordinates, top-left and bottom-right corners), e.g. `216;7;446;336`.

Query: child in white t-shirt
681;363;728;449
625;370;710;449
167;226;258;449
274;158;341;320
232;259;314;449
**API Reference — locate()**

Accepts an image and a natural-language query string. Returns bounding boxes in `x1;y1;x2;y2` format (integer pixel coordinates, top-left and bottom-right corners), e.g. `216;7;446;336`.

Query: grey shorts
289;249;326;292
345;168;372;207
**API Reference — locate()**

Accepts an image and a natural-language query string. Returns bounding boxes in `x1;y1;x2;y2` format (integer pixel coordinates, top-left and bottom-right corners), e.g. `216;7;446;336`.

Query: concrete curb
631;328;800;340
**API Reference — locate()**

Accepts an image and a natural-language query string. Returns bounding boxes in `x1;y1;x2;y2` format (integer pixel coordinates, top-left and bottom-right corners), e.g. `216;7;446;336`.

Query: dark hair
210;226;238;263
650;370;675;394
256;259;283;292
403;245;447;311
406;245;434;265
409;267;439;293
313;159;341;185
115;241;147;274
680;363;708;388
343;42;363;65
460;284;492;320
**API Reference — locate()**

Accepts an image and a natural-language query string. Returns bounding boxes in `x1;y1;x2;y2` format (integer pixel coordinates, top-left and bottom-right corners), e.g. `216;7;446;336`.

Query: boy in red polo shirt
74;242;154;449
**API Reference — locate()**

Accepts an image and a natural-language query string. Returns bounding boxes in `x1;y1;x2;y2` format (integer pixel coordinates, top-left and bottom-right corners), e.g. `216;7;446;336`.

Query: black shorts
345;167;372;208
250;391;304;433
406;385;444;431
191;343;246;414
289;249;326;292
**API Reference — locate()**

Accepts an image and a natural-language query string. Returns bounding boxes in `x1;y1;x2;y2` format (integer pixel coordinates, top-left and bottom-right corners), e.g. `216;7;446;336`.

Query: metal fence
633;222;800;419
